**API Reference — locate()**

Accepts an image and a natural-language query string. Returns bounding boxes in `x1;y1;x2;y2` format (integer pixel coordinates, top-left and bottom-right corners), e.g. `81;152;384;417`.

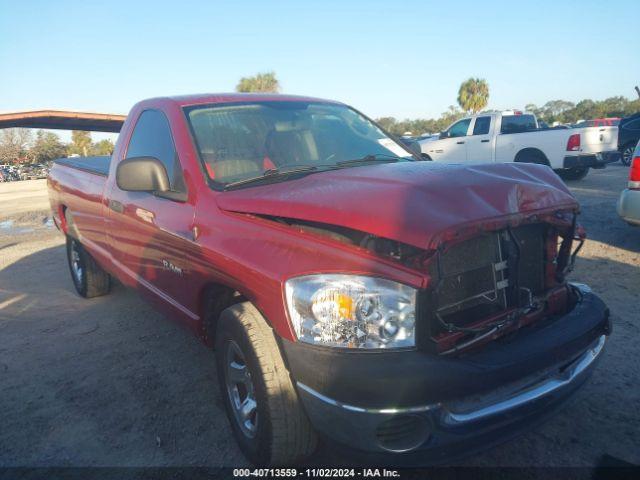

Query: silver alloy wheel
70;240;83;286
622;145;634;166
225;340;258;438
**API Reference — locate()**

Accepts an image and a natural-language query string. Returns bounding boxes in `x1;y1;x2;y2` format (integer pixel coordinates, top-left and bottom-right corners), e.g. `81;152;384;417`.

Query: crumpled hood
217;161;578;250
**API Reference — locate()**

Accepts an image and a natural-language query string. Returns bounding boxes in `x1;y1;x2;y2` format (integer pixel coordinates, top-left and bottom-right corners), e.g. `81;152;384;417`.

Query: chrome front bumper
296;335;606;456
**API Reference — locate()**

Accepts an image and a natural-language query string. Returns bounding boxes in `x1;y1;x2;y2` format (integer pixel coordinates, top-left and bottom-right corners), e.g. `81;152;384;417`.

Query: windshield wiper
223;164;331;190
336;153;404;167
223;155;407;190
262;163;320;176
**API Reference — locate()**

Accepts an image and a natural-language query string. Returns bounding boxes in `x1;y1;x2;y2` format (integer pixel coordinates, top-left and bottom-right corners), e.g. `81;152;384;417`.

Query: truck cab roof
140;93;343;108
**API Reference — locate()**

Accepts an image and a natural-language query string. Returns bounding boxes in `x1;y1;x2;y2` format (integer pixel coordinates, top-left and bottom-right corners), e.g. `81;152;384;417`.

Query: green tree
405;118;438;135
236;71;280;93
31;130;66;162
524;103;544;118
624;98;640;116
0;128;32;164
436;105;465;131
90;139;115;156
457;78;490;114
527;96;640;124
375;105;465;137
374;94;640;140
68;130;92;156
599;96;629;117
376;117;398;132
569;99;598;122
540;100;575;122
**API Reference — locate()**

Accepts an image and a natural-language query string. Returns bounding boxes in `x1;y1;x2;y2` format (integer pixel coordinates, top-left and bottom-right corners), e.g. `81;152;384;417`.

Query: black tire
558;166;589;181
215;302;317;465
66;236;110;298
421;153;432;161
621;143;635;166
514;149;549;166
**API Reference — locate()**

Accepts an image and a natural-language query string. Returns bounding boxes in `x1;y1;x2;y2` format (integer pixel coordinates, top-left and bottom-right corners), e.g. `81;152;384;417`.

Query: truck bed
54;156;111;176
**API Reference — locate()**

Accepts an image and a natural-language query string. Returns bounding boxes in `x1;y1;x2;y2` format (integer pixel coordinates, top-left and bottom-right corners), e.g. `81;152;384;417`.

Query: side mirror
116;156;170;192
439;131;450;139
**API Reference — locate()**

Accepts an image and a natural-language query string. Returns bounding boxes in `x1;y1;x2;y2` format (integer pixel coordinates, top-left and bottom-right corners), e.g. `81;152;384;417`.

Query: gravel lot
0;166;638;468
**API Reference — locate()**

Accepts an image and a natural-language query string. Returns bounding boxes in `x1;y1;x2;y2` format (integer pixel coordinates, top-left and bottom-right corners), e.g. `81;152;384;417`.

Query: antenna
635;86;640;99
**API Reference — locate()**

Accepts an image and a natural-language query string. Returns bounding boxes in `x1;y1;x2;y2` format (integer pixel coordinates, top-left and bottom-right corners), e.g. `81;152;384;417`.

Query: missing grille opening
428;224;547;335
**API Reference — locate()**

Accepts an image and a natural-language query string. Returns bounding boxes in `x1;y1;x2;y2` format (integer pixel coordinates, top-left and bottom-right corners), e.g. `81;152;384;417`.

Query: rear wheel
621;144;635;166
514;149;548;166
558;166;589;181
215;303;317;465
66;237;110;298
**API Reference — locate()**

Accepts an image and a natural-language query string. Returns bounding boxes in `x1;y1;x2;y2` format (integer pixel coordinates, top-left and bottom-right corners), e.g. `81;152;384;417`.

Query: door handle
456;141;465;145
108;200;124;213
135;207;155;224
481;139;490;143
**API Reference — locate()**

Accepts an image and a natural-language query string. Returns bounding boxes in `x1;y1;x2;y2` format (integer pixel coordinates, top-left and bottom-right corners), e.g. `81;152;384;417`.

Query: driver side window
448;119;471;138
126;110;186;193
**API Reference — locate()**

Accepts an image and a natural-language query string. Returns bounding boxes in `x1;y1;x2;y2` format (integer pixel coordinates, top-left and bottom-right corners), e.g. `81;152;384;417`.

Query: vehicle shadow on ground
0;244;246;467
1;244;639;467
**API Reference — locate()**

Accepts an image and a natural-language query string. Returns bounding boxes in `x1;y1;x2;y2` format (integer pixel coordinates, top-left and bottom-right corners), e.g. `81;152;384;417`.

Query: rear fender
62;207;81;239
514;148;550;166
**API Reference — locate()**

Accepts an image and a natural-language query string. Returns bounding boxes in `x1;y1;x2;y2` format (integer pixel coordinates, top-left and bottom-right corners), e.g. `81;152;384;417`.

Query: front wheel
215;303;317;465
558;166;589;181
621;144;635;166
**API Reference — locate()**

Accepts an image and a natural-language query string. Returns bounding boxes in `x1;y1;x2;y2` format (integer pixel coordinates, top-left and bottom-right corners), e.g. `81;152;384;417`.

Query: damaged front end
227;161;611;458
268;206;588;356
219;161;602;355
280;209;609;456
418;211;586;355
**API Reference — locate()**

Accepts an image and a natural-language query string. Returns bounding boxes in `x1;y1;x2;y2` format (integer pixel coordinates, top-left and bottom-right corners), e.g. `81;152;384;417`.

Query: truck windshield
184;102;413;188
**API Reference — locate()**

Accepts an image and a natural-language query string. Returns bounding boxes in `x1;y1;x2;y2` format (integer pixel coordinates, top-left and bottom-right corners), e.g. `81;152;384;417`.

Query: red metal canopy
0;110;126;133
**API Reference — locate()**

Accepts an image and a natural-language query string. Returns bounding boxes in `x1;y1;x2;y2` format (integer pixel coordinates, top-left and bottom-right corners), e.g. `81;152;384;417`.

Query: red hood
217;162;578;250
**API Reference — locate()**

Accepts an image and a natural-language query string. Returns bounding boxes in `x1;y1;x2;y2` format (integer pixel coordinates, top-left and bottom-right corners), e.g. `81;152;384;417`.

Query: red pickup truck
48;94;610;465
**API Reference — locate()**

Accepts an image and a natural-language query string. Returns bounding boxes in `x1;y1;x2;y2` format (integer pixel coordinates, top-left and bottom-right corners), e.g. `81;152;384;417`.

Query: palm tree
69;130;92;157
236;72;280;93
457;78;490;114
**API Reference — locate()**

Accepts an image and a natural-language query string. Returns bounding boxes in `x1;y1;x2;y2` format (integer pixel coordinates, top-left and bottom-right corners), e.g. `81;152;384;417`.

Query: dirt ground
0;166;638;468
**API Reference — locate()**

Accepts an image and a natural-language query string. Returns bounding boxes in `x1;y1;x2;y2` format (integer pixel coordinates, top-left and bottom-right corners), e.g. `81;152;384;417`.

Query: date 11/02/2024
233;469;400;477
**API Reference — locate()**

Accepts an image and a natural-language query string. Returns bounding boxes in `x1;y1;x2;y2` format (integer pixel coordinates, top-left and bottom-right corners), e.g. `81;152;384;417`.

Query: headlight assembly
284;274;417;349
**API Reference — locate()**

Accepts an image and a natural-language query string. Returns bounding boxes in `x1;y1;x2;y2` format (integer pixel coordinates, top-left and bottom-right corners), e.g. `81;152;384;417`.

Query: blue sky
1;0;638;125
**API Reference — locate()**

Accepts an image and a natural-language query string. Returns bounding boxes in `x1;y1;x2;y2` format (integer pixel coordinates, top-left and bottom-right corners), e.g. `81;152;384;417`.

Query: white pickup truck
418;111;620;180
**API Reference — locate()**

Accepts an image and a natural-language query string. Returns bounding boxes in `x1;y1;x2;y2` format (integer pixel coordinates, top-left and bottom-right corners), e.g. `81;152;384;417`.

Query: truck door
466;115;494;163
106;109;198;325
423;118;471;163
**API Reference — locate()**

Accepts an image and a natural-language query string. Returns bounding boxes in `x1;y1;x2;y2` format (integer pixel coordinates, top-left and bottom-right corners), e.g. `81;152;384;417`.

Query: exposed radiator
429;224;546;331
